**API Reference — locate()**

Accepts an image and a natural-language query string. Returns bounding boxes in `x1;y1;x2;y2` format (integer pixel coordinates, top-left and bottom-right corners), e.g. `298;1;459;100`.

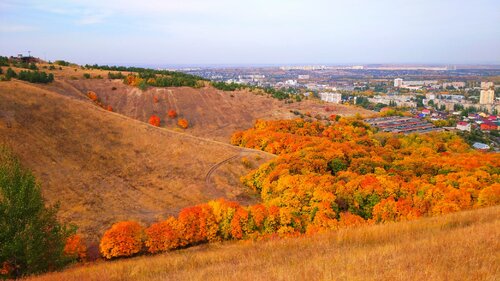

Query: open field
25;205;500;281
0;80;272;242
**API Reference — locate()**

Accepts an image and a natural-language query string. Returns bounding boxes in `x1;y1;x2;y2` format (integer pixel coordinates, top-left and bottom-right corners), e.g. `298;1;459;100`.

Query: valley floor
25;206;499;281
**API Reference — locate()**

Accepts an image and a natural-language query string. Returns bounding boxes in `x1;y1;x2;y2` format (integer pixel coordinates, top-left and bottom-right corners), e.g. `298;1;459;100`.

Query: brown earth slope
0;80;272;242
67;79;372;142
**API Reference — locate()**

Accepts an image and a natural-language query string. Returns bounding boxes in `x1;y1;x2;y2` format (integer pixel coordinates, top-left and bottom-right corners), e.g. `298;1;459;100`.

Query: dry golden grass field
24;205;500;281
0;80;272;243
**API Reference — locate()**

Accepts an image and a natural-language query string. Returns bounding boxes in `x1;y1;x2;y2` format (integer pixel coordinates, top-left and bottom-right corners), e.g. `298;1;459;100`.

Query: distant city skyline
1;0;499;66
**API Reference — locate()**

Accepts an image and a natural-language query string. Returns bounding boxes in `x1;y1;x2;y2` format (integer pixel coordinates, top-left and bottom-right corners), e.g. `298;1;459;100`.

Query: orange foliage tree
87;91;98;101
64;234;87;261
149;115;161;127
177;118;189;129
168;109;177;119
99;221;144;259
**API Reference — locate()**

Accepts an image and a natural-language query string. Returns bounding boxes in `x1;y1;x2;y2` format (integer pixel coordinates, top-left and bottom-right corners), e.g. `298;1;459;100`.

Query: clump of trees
99;221;144;259
149;115;161;127
177;118;189;129
0;56;9;66
63;234;87;262
211;82;294;101
98;117;500;261
54;60;71;66
86;91;114;112
211;81;247;91
17;70;54;83
0;68;17;81
0;147;77;278
168;109;177;119
107;72;125;79
84;64;207;89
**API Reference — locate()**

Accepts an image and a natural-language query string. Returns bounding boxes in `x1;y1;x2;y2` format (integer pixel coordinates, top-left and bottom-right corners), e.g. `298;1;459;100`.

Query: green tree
0;147;74;278
328;158;348;175
5;68;16;79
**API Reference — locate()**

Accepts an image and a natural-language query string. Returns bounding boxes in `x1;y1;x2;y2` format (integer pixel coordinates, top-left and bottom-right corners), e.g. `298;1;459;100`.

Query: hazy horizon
1;0;499;66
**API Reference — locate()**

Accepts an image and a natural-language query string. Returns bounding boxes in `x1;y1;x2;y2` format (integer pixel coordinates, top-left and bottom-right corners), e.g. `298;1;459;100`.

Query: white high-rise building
480;89;495;105
394;78;403;87
480;81;495;105
481;81;494;89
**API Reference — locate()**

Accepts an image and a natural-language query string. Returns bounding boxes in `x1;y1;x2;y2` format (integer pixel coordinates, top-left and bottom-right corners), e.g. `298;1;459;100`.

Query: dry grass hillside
67;79;372;142
3;64;373;142
0;80;273;242
25;206;500;281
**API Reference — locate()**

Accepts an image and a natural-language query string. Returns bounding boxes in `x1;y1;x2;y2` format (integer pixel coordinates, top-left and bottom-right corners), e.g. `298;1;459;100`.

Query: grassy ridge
25;205;499;281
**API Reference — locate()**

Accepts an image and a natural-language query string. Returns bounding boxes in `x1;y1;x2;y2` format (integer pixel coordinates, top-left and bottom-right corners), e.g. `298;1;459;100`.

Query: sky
1;0;499;66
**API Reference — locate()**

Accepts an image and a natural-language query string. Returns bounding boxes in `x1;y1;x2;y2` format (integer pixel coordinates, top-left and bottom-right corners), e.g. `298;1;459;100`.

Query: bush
0;147;74;278
149;115;161;127
83;73;91;79
54;60;70;66
63;234;87;262
107;72;125;79
99;221;144;259
0;56;9;66
17;70;54;84
168;109;177;119
177;118;189;129
5;68;16;79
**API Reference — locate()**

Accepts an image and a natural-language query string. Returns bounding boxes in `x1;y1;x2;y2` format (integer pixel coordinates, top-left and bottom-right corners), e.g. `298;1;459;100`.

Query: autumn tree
64;234;87;262
168;109;177;119
149;115;161;127
87;91;98;101
145;217;179;254
177;118;189;129
100;221;144;259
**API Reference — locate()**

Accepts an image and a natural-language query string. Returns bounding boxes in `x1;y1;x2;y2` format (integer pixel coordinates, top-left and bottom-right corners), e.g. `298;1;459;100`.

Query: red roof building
480;121;498;131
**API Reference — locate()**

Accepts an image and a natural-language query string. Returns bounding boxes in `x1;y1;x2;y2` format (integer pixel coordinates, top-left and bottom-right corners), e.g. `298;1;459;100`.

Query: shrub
64;234;87;262
108;72;125;79
0;146;74;278
17;70;54;83
177;118;189;129
87;91;98;101
99;221;144;259
83;73;91;79
54;60;70;66
145;218;180;254
149;115;161;127
5;68;16;79
168;109;177;119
